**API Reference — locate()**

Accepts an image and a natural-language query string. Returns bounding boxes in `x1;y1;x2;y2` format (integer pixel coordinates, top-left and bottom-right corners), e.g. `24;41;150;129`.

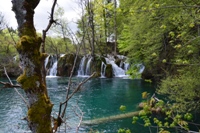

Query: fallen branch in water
82;111;140;125
0;81;21;88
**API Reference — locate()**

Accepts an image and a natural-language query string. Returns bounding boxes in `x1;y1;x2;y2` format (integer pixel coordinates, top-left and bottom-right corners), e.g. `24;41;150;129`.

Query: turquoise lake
0;77;155;133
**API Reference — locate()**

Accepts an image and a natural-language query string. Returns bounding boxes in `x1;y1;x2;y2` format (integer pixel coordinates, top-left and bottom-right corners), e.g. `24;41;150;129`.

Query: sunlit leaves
119;105;126;112
162;59;166;63
189;22;195;28
118;128;131;133
160;25;167;29
142;92;148;99
132;116;138;124
184;113;193;121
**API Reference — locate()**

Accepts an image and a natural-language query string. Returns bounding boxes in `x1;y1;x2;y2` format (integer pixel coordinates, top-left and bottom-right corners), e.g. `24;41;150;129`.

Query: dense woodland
0;0;200;132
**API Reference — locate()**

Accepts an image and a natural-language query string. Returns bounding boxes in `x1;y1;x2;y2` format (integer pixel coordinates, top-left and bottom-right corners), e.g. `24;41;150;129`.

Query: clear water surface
0;77;155;133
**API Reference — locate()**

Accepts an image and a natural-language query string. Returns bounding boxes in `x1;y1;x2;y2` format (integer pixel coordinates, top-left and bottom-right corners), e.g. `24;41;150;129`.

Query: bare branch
0;81;21;88
42;0;58;53
73;98;84;133
59;72;96;118
41;0;58;91
67;72;96;102
3;67;29;109
56;21;88;118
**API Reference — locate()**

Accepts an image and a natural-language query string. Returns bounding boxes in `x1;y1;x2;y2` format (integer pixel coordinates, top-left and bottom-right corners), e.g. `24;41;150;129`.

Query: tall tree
113;0;117;55
118;0;200;112
87;0;95;57
77;0;118;55
12;0;54;132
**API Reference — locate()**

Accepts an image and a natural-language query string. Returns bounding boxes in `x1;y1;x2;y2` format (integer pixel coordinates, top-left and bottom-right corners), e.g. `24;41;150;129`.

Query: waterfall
49;61;57;76
45;55;58;76
78;56;87;76
45;55;50;68
85;57;92;75
77;55;131;78
77;56;93;77
101;62;106;78
138;64;145;74
106;58;126;77
124;63;130;72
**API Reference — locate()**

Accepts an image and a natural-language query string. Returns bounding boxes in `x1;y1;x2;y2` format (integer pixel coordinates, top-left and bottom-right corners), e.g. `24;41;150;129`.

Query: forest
0;0;200;133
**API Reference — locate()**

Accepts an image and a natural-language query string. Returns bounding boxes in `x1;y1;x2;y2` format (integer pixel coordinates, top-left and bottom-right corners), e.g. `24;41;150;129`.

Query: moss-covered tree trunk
12;0;53;132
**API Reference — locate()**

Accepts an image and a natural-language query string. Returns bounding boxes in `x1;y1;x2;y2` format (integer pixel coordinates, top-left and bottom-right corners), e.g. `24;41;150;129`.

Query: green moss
20;24;37;37
90;57;102;76
16;35;42;52
93;72;101;77
17;36;35;51
28;94;53;133
105;64;113;78
17;71;40;90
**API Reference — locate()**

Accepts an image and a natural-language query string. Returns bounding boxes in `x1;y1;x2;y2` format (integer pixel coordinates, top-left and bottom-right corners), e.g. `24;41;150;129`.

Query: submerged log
81;111;140;125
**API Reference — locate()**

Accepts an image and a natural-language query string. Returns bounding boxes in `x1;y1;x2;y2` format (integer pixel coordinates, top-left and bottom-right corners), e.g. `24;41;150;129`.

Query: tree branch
72;98;84;133
42;0;57;53
41;0;58;94
0;81;21;88
3;67;29;109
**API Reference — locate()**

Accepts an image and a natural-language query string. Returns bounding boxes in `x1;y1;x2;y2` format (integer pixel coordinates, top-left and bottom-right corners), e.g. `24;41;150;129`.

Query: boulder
105;64;113;78
57;54;81;76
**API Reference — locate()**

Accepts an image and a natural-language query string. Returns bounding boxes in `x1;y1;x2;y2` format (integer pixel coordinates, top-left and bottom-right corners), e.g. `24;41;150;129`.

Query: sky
0;0;80;33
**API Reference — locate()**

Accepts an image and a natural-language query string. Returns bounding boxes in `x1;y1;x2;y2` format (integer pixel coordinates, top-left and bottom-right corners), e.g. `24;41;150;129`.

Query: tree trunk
12;0;53;132
87;0;95;57
113;0;117;56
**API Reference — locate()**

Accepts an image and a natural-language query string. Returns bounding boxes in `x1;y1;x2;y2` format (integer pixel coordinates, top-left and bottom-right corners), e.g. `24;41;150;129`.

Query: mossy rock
105;64;113;78
57;54;74;76
57;54;81;76
90;56;102;77
115;58;121;67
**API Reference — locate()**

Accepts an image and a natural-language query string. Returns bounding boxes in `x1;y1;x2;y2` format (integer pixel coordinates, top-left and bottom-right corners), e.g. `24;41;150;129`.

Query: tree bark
12;0;53;132
87;0;95;57
113;0;117;55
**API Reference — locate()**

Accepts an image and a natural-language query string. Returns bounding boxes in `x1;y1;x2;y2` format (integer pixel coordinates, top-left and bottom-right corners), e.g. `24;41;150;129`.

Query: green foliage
131;92;199;132
118;0;200;81
45;36;75;54
0;29;18;56
0;28;20;77
126;64;142;79
76;0;120;55
117;1;200;131
118;128;131;133
119;105;127;112
158;67;200;112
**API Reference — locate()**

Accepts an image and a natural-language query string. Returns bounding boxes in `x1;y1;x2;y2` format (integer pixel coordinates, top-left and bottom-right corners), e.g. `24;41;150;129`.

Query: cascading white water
138;64;145;73
44;55;50;68
45;55;58;76
78;56;87;76
100;62;106;78
49;61;57;76
105;58;126;77
124;63;130;72
85;57;92;75
77;55;132;78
